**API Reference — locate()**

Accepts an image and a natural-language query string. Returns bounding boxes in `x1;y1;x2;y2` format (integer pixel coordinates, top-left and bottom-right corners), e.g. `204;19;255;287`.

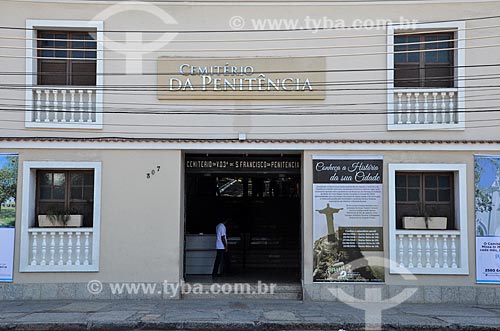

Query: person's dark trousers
212;249;226;277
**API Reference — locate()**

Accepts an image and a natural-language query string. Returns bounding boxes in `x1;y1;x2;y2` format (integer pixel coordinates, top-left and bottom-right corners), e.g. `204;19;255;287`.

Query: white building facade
0;0;500;303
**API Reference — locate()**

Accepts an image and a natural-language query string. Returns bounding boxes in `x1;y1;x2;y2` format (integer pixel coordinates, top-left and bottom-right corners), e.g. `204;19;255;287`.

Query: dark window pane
39;186;51;199
408;175;420;187
438;51;450;63
71;186;83;200
425;175;437;188
40;173;52;185
439;189;451;201
86;51;97;59
408;189;420;201
71;173;83;186
38;60;67;85
71;61;96;85
395;53;406;63
72;50;84;59
54;50;67;58
408;36;420;48
84;173;94;184
425;189;438;201
83;187;94;201
408;51;420;63
396;188;407;201
439;175;451;187
424;65;454;88
72;41;85;49
396;174;406;188
425;50;439;63
53;186;65;200
53;173;65;186
40;50;53;58
395;65;420;87
395;36;406;44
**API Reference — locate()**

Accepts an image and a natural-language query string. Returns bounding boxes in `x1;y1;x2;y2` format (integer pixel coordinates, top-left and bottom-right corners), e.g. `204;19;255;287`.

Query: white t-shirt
215;223;227;249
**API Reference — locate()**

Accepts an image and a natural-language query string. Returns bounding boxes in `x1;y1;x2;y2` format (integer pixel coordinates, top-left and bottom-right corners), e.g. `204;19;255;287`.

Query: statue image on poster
313;156;384;283
0;154;18;282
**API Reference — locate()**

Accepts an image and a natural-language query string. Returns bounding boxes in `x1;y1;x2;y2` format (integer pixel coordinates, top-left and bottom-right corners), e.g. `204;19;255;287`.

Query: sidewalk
1;299;500;331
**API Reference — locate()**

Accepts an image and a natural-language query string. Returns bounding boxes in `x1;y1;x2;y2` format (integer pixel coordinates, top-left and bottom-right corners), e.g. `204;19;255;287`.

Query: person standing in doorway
212;220;228;278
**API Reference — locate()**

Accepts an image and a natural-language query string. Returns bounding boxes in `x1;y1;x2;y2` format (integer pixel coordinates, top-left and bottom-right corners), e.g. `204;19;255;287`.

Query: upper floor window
394;32;454;88
37;31;97;86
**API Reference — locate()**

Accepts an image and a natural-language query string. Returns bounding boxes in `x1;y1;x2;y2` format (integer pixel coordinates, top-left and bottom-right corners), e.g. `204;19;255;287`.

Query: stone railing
26;228;95;272
389;88;461;130
28;86;101;128
392;230;464;274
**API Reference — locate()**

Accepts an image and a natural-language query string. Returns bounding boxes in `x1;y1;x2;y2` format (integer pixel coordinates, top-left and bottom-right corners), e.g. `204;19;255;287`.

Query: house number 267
146;166;161;179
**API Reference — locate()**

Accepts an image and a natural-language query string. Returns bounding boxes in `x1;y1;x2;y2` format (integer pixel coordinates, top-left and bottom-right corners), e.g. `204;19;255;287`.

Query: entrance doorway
184;154;301;283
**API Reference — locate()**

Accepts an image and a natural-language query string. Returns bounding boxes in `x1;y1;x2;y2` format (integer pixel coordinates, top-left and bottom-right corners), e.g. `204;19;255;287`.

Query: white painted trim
2;141;500;151
25;20;104;129
312;154;383;160
386;21;466;131
19;161;102;272
388;163;468;275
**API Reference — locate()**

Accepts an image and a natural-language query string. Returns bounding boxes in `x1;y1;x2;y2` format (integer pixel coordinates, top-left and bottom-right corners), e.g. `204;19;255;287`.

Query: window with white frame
25;20;103;129
387;22;465;130
20;161;101;272
389;164;468;275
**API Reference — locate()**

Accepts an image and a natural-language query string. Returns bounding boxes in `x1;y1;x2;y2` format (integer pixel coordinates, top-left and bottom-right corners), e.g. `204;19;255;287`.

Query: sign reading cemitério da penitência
157;57;326;100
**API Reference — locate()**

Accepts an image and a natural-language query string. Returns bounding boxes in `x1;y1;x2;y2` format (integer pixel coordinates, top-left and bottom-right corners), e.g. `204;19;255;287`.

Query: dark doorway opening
184;154;301;283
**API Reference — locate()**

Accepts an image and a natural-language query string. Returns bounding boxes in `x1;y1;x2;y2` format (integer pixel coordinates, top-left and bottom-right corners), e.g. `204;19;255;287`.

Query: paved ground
1;299;500;330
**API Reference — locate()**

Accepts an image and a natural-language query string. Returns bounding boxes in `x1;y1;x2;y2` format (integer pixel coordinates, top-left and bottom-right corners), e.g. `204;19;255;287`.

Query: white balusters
432;92;438;124
451;235;458;268
397;93;403;125
61;90;67;123
67;233;73;265
52;90;58;122
425;235;431;268
35;90;42;122
433;235;440;268
44;90;50;122
49;232;56;265
423;93;429;124
414;92;421;124
40;232;47;265
75;232;81;266
396;232;460;272
416;235;423;268
442;235;449;268
58;232;65;266
87;90;93;122
28;229;94;269
406;93;412;124
440;92;447;124
449;92;455;124
84;232;90;265
393;90;457;127
78;90;84;122
30;232;38;266
398;235;404;267
70;89;76;122
31;88;96;125
408;235;414;268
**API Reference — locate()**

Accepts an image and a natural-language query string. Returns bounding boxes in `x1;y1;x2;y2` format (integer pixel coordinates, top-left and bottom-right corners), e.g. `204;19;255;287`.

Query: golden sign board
157;57;325;100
